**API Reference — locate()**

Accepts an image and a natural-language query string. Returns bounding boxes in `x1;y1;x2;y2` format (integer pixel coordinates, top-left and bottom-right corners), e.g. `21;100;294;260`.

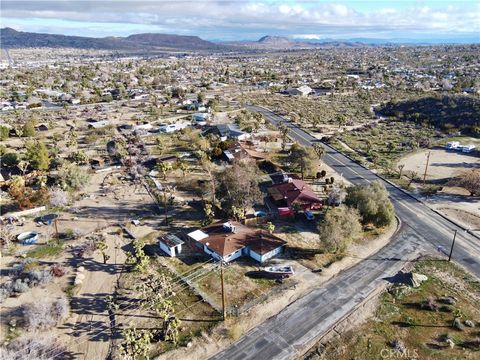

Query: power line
18;265;218;358
12;260;218;357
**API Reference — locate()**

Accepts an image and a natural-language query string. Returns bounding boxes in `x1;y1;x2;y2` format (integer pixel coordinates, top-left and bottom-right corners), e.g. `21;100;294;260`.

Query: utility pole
423;151;431;185
220;261;226;320
163;189;168;226
448;230;457;262
54;218;59;238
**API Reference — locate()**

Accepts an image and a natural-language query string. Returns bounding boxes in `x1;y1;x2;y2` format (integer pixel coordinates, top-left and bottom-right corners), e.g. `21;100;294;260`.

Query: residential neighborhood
0;2;479;360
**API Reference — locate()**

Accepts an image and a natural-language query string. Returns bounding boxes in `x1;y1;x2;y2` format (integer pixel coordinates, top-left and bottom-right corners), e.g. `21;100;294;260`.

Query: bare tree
450;169;480;196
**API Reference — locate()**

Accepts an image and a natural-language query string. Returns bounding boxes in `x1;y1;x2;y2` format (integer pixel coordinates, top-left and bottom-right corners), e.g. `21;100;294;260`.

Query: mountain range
2;28;451;52
0;27;225;51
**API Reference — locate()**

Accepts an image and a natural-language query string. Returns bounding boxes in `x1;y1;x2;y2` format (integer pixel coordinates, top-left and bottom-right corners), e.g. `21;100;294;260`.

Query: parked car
304;211;315;220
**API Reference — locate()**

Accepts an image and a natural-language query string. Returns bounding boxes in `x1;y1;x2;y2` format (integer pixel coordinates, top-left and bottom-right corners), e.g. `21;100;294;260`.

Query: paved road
210;105;480;360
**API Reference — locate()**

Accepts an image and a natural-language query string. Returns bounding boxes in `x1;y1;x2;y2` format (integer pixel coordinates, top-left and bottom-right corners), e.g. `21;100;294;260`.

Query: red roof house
267;179;322;210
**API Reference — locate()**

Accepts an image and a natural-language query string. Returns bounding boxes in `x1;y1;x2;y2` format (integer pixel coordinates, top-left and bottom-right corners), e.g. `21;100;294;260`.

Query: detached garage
248;234;287;263
159;234;184;257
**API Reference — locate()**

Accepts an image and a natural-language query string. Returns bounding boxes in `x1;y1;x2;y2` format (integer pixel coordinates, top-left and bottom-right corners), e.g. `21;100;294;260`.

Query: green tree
177;160;189;177
318;206;362;253
286;143;318;179
266;221;275;234
119;328;153;360
22;121;36;137
345;181;395;227
207;98;218;111
126;237;150;272
278;122;289;151
1;152;19;167
313;143;325;159
157;161;173;180
197;92;205;103
0;125;9;141
69;150;89;165
26;140;50;170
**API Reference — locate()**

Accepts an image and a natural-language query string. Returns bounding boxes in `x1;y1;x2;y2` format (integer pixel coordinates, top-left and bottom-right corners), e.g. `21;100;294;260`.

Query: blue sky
1;1;479;42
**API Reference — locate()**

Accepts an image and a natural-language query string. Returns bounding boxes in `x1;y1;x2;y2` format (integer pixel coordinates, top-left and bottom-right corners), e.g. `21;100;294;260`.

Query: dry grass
317;259;480;360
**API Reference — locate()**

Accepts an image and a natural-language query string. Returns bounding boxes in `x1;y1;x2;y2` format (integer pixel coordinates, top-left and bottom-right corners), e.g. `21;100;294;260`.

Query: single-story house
215;124;248;141
159;234;184;257
187;221;286;263
89;157;105;169
269;171;300;185
223;142;268;163
267;178;322;210
286;85;312;97
88;120;110;129
159;122;190;133
192;112;210;124
35;123;49;132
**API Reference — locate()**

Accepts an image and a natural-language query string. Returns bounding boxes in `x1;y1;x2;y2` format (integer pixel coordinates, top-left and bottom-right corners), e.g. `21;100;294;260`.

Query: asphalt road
210;105;480;360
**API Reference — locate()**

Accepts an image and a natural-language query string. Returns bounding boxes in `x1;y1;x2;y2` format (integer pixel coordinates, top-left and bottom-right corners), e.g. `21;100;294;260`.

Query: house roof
160;234;184;248
267;179;321;207
187;229;209;241
188;221;286;257
88;120;110;129
216;124;245;138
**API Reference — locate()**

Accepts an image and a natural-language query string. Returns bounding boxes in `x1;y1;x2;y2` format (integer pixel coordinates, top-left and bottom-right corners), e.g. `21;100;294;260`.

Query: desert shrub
1;152;19;167
0;125;9;141
27;269;53;286
50;264;66;277
52;297;69;320
57;163;90;191
0;335;68;360
12;279;30;293
49;188;70;207
0;283;14;302
8;186;50;210
76;239;97;257
229;325;242;340
23;297;69;330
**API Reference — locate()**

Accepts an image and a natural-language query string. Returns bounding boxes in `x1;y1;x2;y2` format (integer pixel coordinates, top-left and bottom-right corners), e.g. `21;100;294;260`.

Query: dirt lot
396;148;480;229
397;148;479;182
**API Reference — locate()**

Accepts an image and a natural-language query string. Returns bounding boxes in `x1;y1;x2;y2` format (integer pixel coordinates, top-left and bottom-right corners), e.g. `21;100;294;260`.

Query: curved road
210;105;480;360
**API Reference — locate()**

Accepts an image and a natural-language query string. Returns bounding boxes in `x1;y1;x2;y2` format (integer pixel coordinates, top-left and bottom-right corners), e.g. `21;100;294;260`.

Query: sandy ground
421;192;480;231
0;166;160;356
397;148;479;181
61;230;127;359
396;148;480;230
157;218;399;360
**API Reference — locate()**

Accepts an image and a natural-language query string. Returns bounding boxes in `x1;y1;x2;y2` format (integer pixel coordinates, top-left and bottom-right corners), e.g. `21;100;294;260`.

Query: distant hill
257;35;291;45
125;33;223;50
378;95;480;137
0;27;225;51
225;35;374;49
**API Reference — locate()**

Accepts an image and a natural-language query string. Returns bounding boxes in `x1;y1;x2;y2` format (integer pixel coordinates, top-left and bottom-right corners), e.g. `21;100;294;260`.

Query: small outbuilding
159;234;184;257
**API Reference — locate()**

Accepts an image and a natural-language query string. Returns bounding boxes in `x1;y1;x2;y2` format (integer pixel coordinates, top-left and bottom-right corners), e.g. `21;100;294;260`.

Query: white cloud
292;34;322;40
1;1;478;40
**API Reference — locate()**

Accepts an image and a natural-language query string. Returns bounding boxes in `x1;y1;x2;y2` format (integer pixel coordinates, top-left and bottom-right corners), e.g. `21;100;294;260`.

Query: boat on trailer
263;265;294;277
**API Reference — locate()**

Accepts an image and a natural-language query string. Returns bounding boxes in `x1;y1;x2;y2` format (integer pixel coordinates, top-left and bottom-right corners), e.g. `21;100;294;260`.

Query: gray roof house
215;124;249;141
